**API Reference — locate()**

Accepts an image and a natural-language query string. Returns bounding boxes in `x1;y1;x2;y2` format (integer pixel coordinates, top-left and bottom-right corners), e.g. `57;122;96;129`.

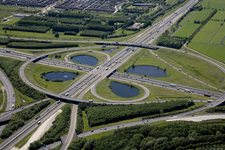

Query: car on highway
106;67;109;71
65;93;69;96
96;66;99;69
12;104;14;108
37;121;41;125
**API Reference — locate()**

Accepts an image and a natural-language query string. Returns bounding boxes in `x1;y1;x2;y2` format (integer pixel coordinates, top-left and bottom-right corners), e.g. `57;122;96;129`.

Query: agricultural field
174;9;213;38
192;21;222;43
201;0;225;10
190;10;225;44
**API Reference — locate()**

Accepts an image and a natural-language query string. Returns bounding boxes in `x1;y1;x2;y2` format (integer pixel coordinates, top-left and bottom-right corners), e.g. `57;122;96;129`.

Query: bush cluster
76;108;84;134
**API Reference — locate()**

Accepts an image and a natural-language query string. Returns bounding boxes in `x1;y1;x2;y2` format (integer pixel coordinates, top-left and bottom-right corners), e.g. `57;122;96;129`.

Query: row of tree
47;11;92;18
1;101;50;138
3;25;51;33
85;100;194;127
6;42;79;49
80;30;109;38
76;108;84;134
69;121;225;150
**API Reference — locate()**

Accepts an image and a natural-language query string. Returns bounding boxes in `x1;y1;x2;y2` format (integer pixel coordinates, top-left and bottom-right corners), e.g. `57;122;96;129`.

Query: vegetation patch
25;63;85;93
80;100;194;127
0;57;46;100
29;104;72;150
69;121;225;150
76;108;84;134
1;101;51;139
118;49;219;92
154;49;225;90
188;43;225;63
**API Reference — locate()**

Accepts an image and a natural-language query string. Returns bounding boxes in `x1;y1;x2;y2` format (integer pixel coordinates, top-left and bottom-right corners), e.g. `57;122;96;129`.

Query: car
96;66;99;69
37;121;41;125
106;67;109;71
91;130;93;132
12;104;14;108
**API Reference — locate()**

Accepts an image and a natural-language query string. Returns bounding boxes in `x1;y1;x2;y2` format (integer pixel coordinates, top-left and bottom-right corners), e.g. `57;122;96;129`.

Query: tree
83;138;96;150
55;32;59;38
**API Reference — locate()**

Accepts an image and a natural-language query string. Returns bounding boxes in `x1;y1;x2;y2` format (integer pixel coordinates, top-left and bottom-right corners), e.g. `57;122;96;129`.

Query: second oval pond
110;81;139;97
44;72;79;81
71;55;98;66
128;65;168;77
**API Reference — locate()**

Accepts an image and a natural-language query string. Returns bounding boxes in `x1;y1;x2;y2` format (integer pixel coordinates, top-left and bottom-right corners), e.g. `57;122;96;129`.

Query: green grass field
201;0;225;9
174;9;213;38
188;43;225;63
210;24;225;44
154;49;225;90
212;11;225;20
1;17;21;25
115;29;135;35
166;0;179;5
83;78;214;102
0;5;41;13
178;11;198;26
192;21;222;43
25;63;85;93
0;12;12;21
118;49;219;92
174;23;200;38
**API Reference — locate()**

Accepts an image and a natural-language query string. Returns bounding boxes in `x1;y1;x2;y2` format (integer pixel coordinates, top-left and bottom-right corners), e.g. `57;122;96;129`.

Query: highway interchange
2;0;225;149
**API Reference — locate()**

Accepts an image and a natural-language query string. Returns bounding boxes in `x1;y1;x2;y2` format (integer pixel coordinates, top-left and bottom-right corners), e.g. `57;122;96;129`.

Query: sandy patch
11;109;62;150
167;115;225;122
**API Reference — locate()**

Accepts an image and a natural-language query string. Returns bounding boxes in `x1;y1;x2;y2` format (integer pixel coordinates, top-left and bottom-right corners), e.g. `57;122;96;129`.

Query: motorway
0;48;221;99
3;0;225;149
0;70;15;135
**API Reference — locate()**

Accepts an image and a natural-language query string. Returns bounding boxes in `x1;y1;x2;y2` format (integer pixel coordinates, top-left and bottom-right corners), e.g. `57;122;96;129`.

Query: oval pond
104;49;116;53
44;72;79;81
128;65;168;77
71;55;98;66
111;81;139;97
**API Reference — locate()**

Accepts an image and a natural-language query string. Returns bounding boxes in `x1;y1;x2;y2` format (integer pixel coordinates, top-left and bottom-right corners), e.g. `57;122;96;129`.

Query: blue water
71;55;98;66
44;72;79;81
111;81;139;97
170;26;181;36
128;65;167;77
104;49;116;52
